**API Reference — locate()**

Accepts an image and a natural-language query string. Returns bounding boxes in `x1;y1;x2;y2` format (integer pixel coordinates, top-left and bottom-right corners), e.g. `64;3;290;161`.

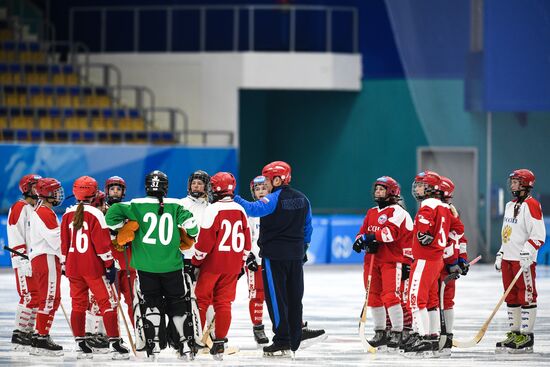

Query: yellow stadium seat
31;95;54;107
26;73;48;85
64;117;88;130
6;94;23;106
0;73;11;84
39;117;62;130
118;118;132;130
0;117;7;128
11;117;33;129
132;119;145;131
65;73;79;86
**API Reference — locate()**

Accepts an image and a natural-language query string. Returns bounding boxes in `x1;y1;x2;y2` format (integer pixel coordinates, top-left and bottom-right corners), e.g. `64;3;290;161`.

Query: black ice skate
495;331;519;353
439;333;453;356
85;332;110;353
253;324;269;345
387;331;402;352
300;322;327;349
263;341;291;357
11;330;32;351
399;329;416;354
367;329;388;352
30;335;63;357
76;337;93;359
403;335;435;358
109;337;130;360
508;333;534;354
210;339;225;361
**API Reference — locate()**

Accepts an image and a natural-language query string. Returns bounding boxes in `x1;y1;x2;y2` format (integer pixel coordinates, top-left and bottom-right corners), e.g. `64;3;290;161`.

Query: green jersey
105;197;199;273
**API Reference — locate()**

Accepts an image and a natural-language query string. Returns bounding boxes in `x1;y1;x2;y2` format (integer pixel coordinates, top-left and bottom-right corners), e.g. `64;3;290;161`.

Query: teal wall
239;79;550;253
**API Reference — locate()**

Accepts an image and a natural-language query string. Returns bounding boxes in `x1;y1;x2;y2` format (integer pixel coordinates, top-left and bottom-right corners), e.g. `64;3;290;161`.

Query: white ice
0;264;549;366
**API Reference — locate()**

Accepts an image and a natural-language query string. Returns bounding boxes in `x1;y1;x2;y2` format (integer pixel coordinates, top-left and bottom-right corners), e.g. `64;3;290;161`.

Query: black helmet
145;170;169;197
187;170;210;199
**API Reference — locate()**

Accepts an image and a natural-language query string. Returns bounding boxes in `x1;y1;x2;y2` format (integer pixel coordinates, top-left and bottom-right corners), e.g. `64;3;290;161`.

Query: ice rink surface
0;263;549;366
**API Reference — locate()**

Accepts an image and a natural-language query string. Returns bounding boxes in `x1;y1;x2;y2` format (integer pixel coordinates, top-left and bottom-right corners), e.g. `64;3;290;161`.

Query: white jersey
7;200;33;268
180;195;209;259
500;196;545;261
249;216;261;265
28;204;62;261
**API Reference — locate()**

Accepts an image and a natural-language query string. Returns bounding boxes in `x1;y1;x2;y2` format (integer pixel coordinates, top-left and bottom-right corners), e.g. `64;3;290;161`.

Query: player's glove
494;250;503;272
458;258;470;276
446;260;461;275
366;241;379;254
105;262;118;284
417;232;434;246
117;221;139;246
401;263;411;281
352;234;376;253
18;258;32;278
520;244;536;270
303;243;309;264
246;253;259;272
112;238;126;252
179;228;196;251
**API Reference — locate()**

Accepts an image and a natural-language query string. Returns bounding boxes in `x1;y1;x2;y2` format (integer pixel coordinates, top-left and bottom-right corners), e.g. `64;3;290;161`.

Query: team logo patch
378;214;388;224
502;225;512;244
260;197;270;204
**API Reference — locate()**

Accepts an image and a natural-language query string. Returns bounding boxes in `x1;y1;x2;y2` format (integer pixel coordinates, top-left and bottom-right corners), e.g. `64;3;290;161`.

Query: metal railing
69;4;358;53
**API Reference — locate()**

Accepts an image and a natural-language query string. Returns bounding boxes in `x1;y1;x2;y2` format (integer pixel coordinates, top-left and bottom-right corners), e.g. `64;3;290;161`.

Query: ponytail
73;202;85;231
158;196;164;215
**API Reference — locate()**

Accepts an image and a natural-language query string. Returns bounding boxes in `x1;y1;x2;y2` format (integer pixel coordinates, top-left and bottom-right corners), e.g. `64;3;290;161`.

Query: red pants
364;259;402;308
195;271;238;339
409;258;443;311
247;265;265;326
69;275;119;338
439;268;457;310
31;254;61;335
502;260;537;305
116;269;136;321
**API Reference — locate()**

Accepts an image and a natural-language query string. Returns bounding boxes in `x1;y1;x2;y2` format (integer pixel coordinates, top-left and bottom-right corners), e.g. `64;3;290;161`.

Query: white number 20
143;212;174;246
218;219;245;253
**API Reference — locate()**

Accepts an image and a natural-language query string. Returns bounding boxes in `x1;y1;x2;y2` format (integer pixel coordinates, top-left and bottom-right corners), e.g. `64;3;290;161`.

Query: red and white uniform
440;214;468;310
28;204;62;336
246;216;265;326
7;200;38;333
500;197;545;306
192;197;251;339
358;204;413;309
111;242;135;321
408;198;459;336
61;204;119;338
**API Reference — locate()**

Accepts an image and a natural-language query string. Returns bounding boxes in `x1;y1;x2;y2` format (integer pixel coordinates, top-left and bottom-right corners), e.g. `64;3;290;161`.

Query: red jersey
357;204;413;263
444;212;468;264
192;197;251;275
61;204;114;278
412;198;462;261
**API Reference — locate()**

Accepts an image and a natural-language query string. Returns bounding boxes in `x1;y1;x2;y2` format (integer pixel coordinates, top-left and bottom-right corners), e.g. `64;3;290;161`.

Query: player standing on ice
404;171;459;358
60;176;129;360
245;175;270;345
352;176;413;352
105;170;200;359
27;177;64;356
234;161;313;358
494;169;545;353
7;174;42;351
192;172;252;360
437;176;470;356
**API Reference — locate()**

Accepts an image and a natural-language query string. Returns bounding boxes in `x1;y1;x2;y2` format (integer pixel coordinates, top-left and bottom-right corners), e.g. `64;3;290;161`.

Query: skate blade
200;346;239;355
495;347;510;354
77;352;93;359
299;333;328;349
375;345;388;353
403;350;435;359
91;347;110;354
12;344;31;352
30;349;64;357
212;353;223;361
438;348;451;357
508;347;533;354
263;350;291;357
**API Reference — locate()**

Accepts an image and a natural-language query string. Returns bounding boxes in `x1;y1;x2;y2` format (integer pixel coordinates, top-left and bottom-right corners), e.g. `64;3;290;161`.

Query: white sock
371;306;386;330
521;307;537;333
444;309;454;333
206;306;215;337
86;311;101;334
413;308;429;336
428;309;440;335
387;304;403;331
172;315;186;341
508;306;521;332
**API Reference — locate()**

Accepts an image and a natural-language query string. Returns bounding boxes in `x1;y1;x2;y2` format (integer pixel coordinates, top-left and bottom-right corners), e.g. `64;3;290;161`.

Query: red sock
102;310;119;338
71;311;86;337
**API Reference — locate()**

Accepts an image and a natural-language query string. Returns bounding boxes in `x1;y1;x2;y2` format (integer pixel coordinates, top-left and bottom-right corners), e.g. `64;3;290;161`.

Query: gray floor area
0;263;549;366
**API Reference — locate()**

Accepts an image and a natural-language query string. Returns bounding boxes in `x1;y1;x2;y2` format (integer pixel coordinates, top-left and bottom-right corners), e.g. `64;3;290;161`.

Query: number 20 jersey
193;197;251;275
105;197;198;273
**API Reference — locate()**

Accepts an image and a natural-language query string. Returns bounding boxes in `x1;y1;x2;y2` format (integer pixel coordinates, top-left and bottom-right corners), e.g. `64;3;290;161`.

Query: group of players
353;168;544;358
7;163;325;360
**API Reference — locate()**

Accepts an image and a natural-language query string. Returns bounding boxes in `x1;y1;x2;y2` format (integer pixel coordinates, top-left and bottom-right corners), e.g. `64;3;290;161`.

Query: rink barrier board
1;215;549;267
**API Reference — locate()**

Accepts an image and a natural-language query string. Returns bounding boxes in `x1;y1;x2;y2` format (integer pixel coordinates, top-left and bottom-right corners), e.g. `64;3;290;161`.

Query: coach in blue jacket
234;161;312;356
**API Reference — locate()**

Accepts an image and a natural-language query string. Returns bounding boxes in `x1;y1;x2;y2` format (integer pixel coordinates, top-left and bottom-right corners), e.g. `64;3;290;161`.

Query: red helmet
440;176;455;200
36;177;65;206
374;176;401;196
19;174;42;195
262;161;291;185
412;170;442;200
91;190;106;208
73;176;98;201
250;175;267;200
105;175;126;204
509;169;535;188
210;172;236;201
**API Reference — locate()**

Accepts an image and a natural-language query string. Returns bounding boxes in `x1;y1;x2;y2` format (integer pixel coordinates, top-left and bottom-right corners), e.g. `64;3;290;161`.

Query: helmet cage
187;170;210;199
